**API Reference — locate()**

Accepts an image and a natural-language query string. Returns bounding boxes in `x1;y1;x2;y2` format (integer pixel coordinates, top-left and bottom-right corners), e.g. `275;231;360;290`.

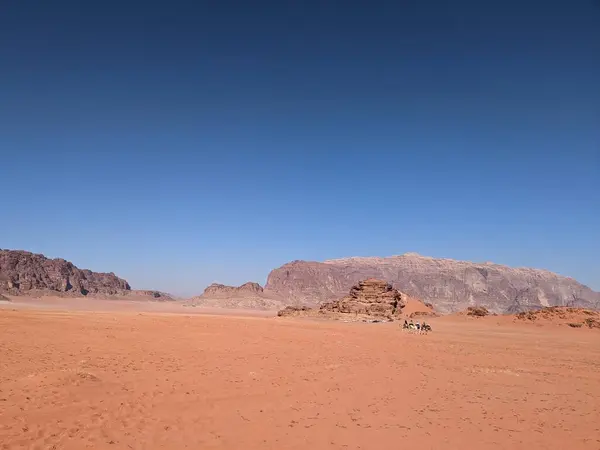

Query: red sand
401;297;436;317
1;299;599;449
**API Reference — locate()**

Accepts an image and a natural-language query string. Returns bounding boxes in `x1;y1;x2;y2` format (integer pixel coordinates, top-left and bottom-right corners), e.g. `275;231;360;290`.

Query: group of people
402;319;431;334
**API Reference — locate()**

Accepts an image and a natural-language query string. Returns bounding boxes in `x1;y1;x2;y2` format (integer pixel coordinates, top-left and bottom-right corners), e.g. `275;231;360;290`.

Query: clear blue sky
1;0;598;295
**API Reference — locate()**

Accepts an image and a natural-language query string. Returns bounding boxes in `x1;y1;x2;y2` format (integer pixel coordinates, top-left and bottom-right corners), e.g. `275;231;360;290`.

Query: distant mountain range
186;282;284;310
0;249;171;300
1;249;598;314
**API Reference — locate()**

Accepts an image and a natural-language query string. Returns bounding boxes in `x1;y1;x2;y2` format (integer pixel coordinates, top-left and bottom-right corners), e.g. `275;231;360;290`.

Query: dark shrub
466;306;489;317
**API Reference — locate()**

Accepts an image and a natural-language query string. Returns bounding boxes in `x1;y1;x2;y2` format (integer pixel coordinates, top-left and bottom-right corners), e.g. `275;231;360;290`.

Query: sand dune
0;303;599;449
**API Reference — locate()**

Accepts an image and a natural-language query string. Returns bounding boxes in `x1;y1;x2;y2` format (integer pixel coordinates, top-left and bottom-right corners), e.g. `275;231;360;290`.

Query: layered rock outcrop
277;305;312;317
0;250;131;296
202;282;264;297
278;279;408;321
188;282;283;310
124;290;175;301
514;306;600;329
319;279;405;319
265;253;600;314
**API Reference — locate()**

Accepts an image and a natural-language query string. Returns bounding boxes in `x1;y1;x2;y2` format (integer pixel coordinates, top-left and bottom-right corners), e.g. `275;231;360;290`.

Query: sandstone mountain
265;253;600;314
120;290;176;301
203;282;264;297
187;282;284;310
0;249;131;296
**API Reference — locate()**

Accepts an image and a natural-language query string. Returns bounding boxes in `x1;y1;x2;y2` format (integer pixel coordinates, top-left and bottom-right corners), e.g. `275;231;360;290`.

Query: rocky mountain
203;282;264;297
265;253;600;314
0;249;131;296
121;290;176;301
188;282;284;310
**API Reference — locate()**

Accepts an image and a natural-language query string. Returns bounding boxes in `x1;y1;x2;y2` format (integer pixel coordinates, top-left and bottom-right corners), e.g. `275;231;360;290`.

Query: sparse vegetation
584;318;600;329
567;323;583;328
466;306;489;317
277;305;312;317
410;311;439;319
516;311;537;321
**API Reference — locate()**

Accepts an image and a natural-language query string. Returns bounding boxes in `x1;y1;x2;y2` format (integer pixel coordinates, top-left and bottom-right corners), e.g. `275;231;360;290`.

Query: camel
401;320;432;334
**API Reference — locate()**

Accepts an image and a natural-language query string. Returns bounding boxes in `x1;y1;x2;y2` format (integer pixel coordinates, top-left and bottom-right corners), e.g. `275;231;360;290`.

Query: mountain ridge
265;253;600;314
0;249;131;296
187;281;284;310
2;248;597;313
324;253;580;282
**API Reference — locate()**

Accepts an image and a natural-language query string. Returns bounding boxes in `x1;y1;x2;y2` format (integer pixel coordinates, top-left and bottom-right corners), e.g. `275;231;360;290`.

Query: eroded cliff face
202;282;264;297
0;250;131;296
319;279;405;318
265;253;600;314
278;279;408;321
187;282;283;310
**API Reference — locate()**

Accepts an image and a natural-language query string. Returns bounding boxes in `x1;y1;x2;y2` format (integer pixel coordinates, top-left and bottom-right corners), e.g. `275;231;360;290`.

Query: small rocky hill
0;249;131;297
279;279;409;321
403;298;438;319
203;282;264;297
187;282;283;310
320;279;405;319
514;306;600;329
265;253;600;314
119;290;176;301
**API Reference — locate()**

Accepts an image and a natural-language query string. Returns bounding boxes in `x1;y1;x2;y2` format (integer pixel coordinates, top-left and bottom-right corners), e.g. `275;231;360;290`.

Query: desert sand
1;299;599;449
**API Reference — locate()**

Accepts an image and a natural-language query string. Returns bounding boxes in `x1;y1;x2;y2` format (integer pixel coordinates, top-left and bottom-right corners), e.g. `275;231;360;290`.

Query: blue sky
1;0;598;295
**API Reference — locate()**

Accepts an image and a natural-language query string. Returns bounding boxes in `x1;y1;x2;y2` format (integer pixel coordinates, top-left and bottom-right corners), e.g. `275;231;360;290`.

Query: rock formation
514;306;600;329
319;279;405;319
0;249;131;296
122;290;175;301
265;253;600;314
202;282;264;297
277;305;312;317
403;297;438;319
464;306;490;317
187;282;283;310
277;279;408;321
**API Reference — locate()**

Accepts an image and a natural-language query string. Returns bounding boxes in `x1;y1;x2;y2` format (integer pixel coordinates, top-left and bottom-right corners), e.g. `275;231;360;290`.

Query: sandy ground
1;301;599;449
0;296;275;317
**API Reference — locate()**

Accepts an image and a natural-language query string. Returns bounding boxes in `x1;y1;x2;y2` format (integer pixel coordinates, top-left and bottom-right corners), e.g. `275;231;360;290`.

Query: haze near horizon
1;0;598;296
